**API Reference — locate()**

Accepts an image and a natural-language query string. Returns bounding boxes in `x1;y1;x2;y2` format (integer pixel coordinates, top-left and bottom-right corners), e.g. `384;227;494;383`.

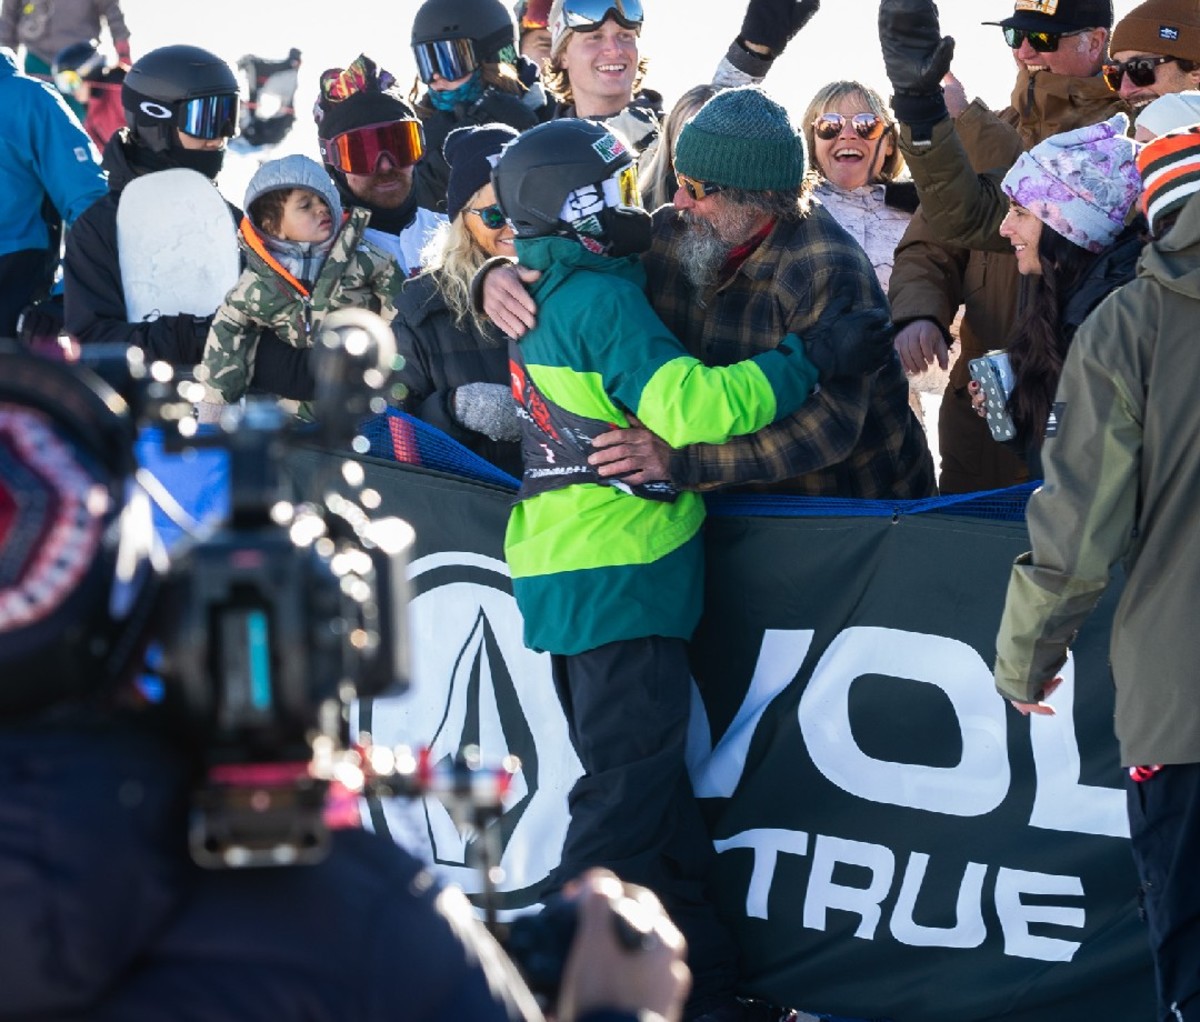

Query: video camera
0;313;516;874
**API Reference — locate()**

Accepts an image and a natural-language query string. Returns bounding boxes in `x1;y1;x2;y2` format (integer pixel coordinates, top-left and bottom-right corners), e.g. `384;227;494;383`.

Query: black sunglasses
466;203;507;229
813;112;888;142
1001;26;1087;52
1102;54;1177;90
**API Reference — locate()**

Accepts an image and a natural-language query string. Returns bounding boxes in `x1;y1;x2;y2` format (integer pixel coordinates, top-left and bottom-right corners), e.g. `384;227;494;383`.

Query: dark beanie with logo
443;123;520;221
1112;0;1200;63
672;85;806;192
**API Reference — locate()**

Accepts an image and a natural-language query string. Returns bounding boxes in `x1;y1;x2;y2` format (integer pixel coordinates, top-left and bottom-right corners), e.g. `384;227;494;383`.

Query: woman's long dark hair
1007;228;1094;447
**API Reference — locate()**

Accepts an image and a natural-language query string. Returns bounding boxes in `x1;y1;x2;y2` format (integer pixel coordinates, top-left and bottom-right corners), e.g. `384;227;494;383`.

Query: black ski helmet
52;39;104;82
492;118;652;254
411;0;518;64
122;44;239;152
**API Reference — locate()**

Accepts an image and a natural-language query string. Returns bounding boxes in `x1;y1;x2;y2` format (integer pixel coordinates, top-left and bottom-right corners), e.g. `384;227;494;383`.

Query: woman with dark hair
408;0;541;212
971;114;1144;475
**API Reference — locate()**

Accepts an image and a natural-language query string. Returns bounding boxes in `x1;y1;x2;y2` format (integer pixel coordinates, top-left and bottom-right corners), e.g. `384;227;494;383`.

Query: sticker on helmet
592;134;627;163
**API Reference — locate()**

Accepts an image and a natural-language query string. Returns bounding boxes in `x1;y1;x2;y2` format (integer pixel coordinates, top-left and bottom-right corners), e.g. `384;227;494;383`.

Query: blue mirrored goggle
560;0;644;31
178;93;239;140
413;38;479;84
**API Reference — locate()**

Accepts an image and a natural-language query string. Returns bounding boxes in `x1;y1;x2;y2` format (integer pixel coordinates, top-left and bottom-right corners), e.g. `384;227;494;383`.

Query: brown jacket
888;67;1130;493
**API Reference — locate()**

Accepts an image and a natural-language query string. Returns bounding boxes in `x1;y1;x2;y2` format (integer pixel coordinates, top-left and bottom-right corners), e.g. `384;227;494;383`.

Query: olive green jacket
994;191;1200;766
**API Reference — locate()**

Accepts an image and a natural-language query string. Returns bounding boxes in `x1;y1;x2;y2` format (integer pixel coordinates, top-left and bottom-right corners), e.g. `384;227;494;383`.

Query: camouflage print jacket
200;206;401;404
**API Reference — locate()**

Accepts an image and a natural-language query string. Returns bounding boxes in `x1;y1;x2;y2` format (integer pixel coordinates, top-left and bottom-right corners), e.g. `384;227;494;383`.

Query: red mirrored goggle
319;120;425;174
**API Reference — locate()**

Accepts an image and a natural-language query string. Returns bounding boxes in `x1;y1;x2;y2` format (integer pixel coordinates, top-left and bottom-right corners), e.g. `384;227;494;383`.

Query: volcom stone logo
360;552;580;910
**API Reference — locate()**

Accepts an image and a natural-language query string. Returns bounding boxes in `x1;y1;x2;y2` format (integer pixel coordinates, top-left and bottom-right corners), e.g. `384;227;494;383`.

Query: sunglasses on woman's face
1102;54;1177;91
812;112;888;142
466;203;508;229
1001;26;1087;52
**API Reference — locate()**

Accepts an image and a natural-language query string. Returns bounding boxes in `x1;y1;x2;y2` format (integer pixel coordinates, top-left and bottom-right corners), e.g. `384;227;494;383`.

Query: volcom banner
286;449;1155;1022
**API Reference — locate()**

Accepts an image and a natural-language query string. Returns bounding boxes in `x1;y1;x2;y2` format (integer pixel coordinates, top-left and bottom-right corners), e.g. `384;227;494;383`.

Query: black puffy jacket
393;269;522;478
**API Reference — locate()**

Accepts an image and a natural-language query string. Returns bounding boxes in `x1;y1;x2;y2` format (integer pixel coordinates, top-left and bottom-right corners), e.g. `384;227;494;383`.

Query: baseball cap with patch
984;0;1114;33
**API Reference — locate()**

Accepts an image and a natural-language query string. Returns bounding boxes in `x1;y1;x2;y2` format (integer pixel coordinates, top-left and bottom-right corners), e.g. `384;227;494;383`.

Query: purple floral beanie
1001;113;1141;253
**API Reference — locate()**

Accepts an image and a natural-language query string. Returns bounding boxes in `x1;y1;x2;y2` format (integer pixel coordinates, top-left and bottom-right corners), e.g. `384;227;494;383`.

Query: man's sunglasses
466;203;507;229
675;172;724;202
319;119;425;174
1001;26;1087;52
1103;54;1177;91
813;112;888;142
559;0;644;33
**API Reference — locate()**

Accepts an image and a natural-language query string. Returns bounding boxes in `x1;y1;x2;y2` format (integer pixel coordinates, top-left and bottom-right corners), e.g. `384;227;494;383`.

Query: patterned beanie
673;86;806;193
1111;0;1200;64
443;123;519;221
1138;123;1200;235
1001;113;1141;253
315;54;417;142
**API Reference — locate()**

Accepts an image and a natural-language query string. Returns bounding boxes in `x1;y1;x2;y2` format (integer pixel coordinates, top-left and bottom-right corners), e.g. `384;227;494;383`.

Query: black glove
515;54;540;90
16;296;65;347
878;0;954;137
739;0;820;55
804;305;896;382
173;312;213;364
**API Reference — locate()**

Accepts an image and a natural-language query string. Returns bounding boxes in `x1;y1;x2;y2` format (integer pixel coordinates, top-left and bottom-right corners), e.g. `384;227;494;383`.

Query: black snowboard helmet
411;0;518;66
492;118;652;256
52;39;104;83
122;44;239;153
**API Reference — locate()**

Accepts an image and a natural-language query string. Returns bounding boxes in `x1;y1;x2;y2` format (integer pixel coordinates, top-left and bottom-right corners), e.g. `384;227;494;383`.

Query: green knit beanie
673;86;806;192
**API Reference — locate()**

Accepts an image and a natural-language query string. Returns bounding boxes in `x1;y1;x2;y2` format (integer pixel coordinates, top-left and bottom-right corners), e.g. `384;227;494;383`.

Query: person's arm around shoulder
475;256;542;337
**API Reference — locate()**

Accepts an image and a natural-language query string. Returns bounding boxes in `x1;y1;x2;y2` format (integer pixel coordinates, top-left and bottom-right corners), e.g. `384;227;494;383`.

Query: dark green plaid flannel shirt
643;203;934;498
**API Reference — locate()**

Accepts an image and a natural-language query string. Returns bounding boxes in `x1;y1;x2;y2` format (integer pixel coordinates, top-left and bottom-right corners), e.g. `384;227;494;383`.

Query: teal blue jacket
505;236;819;655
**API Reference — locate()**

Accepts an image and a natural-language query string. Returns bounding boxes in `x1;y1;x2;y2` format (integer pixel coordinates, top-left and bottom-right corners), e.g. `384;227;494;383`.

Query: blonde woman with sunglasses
393;123;525;477
800;80;913;293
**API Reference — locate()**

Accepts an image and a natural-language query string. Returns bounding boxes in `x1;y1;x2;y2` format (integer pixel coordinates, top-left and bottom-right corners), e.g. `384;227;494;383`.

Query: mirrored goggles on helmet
813;112;888;142
519;0;552;31
177;93;239;140
413;37;479;85
319;119;426;174
560;0;644;32
54;69;83;95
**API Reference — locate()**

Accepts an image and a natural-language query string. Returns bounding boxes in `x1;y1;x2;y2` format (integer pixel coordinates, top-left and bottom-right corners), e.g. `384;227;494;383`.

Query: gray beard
678;203;766;291
679;213;734;291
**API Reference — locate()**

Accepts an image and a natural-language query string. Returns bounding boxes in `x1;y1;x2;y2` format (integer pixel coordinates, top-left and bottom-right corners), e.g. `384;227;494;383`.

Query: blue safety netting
357;409;1035;522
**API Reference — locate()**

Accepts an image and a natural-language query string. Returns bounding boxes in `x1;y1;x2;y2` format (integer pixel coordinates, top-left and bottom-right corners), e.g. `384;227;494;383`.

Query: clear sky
115;0;1143;122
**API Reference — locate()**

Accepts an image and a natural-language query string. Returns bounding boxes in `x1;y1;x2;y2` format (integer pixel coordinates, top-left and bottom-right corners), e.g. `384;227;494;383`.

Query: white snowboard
117;167;240;323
